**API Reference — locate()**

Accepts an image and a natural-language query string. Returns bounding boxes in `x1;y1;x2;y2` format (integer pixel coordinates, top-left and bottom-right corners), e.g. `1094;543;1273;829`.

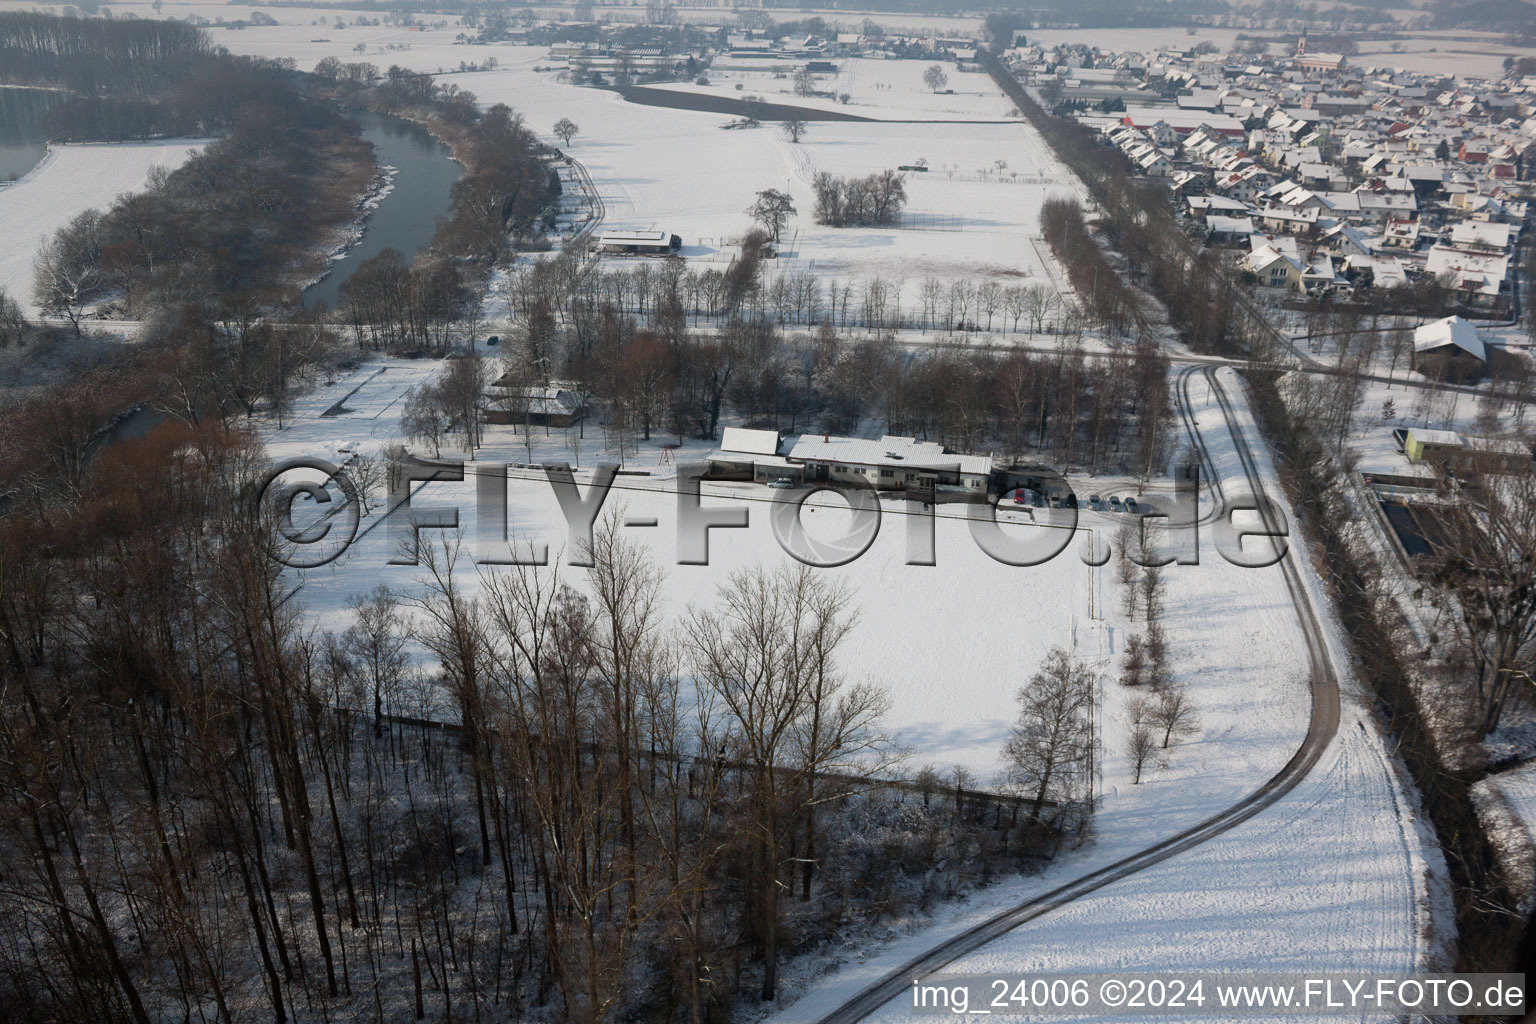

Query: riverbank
302;109;465;311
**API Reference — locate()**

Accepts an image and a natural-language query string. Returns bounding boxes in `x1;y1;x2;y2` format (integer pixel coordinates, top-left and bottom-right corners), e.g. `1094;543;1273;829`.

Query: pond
0;87;62;182
303;110;461;311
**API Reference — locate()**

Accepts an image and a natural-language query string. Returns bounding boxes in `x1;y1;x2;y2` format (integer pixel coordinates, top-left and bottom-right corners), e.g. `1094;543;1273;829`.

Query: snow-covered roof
719;427;781;457
1408;427;1463;446
598;229;670;245
787;434;991;476
1413;315;1486;360
1449;220;1513;251
1207;215;1254;235
1425;245;1510;296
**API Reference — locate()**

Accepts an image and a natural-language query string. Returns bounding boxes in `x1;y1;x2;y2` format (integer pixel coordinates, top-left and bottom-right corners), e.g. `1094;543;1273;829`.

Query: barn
483;383;585;427
1411;315;1487;383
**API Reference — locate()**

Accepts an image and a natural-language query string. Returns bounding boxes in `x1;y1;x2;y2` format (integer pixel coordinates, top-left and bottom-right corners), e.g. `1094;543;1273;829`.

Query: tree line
478;245;1173;473
0;11;210;96
34;91;372;325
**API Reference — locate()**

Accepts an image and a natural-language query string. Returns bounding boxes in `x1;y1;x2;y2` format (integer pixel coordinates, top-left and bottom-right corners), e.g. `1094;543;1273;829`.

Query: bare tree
1022;283;1056;334
0;287;25;348
1149;683;1196;748
554;117;580;145
923;63;949;92
1433;471;1536;735
343;585;409;733
33;209;105;333
1002;646;1093;827
1120;633;1147;687
683;564;891;1002
346;453;386;514
976;281;1003;331
1127;721;1156;784
402;380;448;457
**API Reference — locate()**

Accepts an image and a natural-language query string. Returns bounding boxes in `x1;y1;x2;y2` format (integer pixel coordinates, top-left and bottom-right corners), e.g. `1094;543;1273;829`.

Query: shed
1404;428;1531;476
706;427;783;478
596;230;681;255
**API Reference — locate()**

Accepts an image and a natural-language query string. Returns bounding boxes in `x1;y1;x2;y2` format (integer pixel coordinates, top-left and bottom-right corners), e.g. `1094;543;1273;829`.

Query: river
0;87;61;182
303;110;461;312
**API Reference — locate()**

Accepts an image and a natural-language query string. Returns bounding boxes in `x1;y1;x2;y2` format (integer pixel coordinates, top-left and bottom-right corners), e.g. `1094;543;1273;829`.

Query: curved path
811;365;1343;1024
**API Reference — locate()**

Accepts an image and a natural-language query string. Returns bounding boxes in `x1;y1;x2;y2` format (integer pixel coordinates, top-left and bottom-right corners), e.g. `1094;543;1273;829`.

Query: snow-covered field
437;53;1081;313
0;138;207;313
266;349;1102;774
645;58;1018;122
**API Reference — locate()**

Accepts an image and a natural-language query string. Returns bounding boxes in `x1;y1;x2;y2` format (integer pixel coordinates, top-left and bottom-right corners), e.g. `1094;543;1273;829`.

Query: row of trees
1039;195;1143;336
502;251;1073;338
1114;532;1198;783
485;235;1173;470
339;249;477;355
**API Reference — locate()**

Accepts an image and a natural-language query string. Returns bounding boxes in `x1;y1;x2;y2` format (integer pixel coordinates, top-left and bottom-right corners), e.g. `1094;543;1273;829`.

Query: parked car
1031;491;1045;508
486;335;500;346
1049;494;1063;508
1065;493;1078;509
1125;496;1139;514
767;477;795;489
1089;494;1102;510
1108;495;1123;511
